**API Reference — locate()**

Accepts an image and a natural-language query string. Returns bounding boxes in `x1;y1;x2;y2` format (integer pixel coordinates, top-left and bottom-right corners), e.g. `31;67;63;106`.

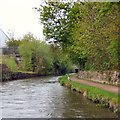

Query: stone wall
78;71;120;86
1;72;39;82
0;64;39;82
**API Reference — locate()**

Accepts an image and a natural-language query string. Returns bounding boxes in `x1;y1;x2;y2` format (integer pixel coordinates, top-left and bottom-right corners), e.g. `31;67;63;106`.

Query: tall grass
2;55;17;71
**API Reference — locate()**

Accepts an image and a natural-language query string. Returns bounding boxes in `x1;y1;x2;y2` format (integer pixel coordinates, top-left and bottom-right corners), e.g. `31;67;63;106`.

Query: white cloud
0;0;44;41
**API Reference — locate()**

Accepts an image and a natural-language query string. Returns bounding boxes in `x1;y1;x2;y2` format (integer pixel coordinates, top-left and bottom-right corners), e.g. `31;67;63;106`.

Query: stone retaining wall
78;71;120;86
0;64;39;81
1;72;39;82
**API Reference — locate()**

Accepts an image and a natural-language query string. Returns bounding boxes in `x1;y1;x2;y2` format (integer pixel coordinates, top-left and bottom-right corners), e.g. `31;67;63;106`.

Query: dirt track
70;76;119;95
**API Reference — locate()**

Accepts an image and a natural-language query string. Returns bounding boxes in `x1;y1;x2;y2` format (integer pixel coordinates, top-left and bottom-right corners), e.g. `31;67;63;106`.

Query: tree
68;2;119;70
50;44;73;74
5;38;22;55
19;33;53;73
6;39;22;48
39;2;73;48
39;2;119;71
32;41;53;74
19;40;33;71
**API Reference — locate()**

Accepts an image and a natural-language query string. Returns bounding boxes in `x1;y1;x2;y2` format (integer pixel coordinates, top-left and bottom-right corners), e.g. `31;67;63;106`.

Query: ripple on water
1;76;118;118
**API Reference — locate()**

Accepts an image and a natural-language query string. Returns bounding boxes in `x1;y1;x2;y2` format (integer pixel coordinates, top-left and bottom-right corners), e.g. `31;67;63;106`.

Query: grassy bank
2;55;17;71
59;75;120;113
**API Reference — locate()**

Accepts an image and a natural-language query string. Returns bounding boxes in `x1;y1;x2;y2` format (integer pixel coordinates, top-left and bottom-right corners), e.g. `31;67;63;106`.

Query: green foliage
50;44;74;74
40;2;73;47
2;55;17;71
6;38;22;47
19;41;33;71
19;33;53;73
39;2;119;71
56;52;73;74
5;32;74;75
59;76;119;99
32;41;53;74
5;36;22;55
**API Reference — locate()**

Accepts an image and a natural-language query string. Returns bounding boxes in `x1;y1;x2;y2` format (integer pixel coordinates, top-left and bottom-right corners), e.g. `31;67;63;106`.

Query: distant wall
78;71;120;86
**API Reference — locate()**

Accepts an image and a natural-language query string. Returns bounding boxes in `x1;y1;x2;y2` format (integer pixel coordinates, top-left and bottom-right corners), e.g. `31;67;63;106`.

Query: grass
59;75;120;112
2;55;17;71
1;55;38;74
0;55;2;64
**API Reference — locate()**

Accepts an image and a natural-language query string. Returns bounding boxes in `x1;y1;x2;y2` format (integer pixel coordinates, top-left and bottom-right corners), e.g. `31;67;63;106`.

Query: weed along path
70;76;119;95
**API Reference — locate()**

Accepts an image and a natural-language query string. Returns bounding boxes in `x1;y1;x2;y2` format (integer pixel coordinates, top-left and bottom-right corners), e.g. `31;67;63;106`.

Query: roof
0;28;9;48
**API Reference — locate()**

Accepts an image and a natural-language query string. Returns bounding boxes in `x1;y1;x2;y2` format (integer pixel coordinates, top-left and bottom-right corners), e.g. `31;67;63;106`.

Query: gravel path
70;76;119;95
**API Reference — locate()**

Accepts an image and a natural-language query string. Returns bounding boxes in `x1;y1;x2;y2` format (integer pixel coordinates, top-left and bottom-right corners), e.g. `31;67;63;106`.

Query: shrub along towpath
70;76;119;95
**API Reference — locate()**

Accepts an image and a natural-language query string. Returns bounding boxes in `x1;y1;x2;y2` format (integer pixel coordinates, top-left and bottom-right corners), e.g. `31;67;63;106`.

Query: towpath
70;76;119;95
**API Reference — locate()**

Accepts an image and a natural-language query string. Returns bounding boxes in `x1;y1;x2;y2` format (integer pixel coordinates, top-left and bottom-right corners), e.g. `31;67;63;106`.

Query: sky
0;0;44;43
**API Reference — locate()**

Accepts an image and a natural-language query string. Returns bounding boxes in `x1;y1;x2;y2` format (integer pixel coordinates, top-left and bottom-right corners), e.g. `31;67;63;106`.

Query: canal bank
1;64;61;82
59;75;120;114
1;64;40;82
2;71;39;82
1;76;118;118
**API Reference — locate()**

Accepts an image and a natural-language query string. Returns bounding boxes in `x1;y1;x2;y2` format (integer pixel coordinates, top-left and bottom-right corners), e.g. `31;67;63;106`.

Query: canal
0;76;118;118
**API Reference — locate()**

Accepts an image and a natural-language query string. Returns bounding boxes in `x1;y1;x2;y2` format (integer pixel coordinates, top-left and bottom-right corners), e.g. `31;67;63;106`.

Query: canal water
0;76;118;118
